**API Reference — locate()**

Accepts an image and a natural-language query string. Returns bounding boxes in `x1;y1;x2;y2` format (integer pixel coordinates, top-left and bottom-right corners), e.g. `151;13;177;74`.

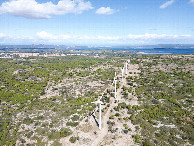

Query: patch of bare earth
90;62;141;146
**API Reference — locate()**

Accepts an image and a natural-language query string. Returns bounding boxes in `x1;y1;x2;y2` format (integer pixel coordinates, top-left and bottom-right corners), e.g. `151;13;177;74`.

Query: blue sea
112;48;194;54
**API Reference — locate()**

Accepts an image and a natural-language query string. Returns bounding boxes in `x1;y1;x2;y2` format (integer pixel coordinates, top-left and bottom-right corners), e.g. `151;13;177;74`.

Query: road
91;97;115;146
91;63;139;146
91;68;127;146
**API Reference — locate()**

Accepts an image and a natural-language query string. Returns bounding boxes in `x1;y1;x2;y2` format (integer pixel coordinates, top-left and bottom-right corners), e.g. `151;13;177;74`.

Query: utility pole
91;99;103;129
125;62;128;74
114;72;117;99
121;67;124;82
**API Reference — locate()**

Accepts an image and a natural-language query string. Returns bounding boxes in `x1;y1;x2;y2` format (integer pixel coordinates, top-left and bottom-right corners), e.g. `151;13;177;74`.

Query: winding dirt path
91;97;115;146
60;62;140;146
90;62;140;146
91;63;134;145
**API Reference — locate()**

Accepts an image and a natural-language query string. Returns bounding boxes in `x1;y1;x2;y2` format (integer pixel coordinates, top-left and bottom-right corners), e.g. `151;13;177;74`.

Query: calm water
113;48;194;54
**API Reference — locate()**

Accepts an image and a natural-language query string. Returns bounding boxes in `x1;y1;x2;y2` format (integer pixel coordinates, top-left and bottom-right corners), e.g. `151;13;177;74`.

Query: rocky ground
60;62;141;146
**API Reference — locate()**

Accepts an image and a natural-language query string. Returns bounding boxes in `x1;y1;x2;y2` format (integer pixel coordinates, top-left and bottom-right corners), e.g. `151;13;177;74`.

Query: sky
0;0;194;45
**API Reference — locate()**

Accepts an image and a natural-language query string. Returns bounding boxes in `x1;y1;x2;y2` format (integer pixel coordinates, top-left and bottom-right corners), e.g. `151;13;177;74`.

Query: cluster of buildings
0;53;90;58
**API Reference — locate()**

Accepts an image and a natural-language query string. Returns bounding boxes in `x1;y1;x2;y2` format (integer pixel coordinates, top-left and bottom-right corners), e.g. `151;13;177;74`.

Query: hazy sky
0;0;194;45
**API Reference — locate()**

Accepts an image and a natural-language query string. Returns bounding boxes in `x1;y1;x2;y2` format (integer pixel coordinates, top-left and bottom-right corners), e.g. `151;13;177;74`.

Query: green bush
23;117;34;125
128;128;132;131
66;121;79;127
109;115;114;119
115;113;120;117
71;115;79;121
20;138;26;144
69;136;79;143
107;120;115;126
123;129;128;134
132;134;140;143
142;140;152;146
59;128;72;138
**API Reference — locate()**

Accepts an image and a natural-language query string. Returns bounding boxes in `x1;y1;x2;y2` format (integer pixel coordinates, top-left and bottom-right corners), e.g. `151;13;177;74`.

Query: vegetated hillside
0;56;122;145
133;55;194;145
0;54;193;146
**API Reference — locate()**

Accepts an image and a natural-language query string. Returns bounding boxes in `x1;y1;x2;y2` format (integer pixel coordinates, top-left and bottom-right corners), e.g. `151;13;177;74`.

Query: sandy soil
87;62;140;146
48;61;141;146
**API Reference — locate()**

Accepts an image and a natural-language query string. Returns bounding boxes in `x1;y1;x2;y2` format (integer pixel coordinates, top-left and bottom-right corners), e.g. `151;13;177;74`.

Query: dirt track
91;63;140;146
